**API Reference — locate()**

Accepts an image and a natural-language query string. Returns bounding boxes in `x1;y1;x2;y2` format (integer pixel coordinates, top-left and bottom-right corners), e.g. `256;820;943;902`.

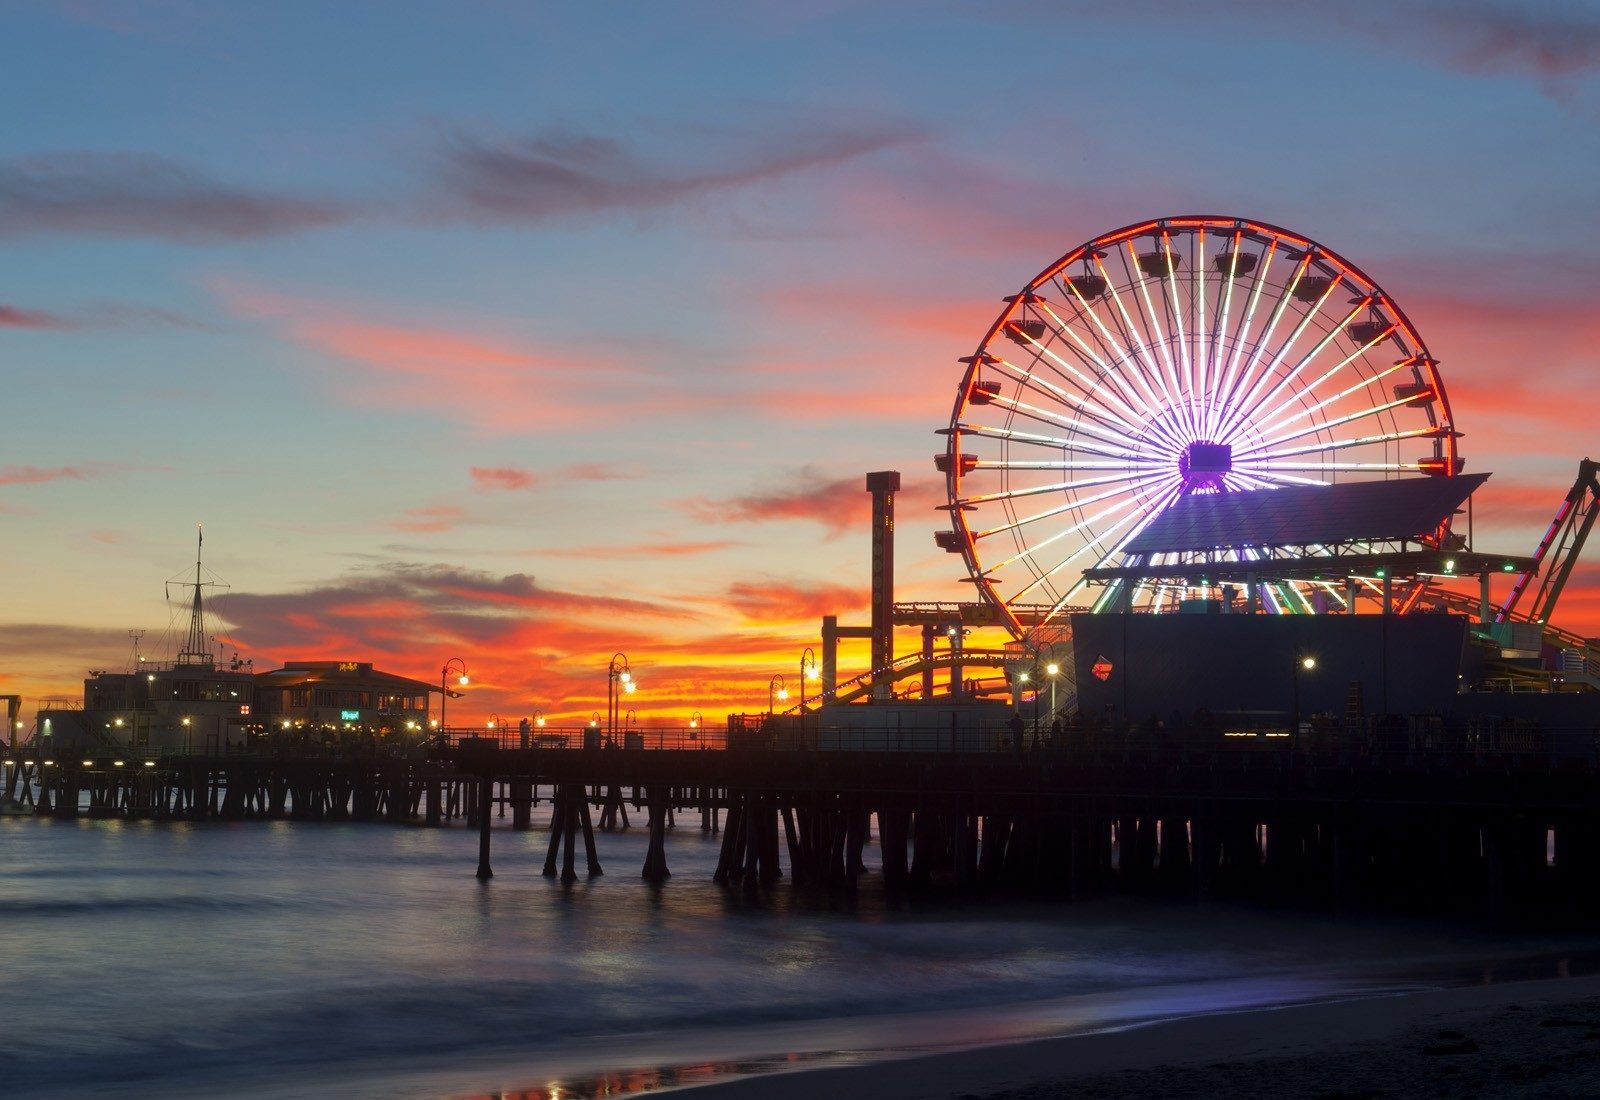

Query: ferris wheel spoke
1233;468;1331;488
1202;229;1244;439
1251;460;1421;473
1158;230;1196;433
1249;333;1406;440
990;477;1177;588
1029;481;1187;627
1038;292;1172;429
1192;228;1209;434
1244;390;1431;455
1124;241;1195;438
987;392;1162;455
1220;294;1370;441
1094;254;1186;422
1214;250;1314;441
989;353;1146;443
973;472;1172;540
976;458;1165;471
1216;264;1344;442
1034;298;1170;431
1212;239;1280;436
1238;423;1443;463
998;330;1156;434
955;470;1169;507
954;421;1150;462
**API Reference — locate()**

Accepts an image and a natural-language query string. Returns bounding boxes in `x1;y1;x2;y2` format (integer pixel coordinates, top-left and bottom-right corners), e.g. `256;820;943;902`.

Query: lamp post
607;653;635;739
800;648;819;710
768;674;788;717
689;710;702;742
1045;661;1060;724
1291;653;1317;745
440;658;469;734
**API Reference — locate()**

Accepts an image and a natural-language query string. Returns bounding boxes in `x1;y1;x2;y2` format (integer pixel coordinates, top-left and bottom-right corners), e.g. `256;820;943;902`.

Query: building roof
256;661;437;694
1123;473;1489;555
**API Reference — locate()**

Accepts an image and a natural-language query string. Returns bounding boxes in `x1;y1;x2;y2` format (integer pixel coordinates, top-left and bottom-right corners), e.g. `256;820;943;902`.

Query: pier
11;721;1600;930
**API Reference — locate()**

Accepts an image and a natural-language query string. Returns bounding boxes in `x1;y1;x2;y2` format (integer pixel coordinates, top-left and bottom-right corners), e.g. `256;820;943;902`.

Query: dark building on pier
253;661;433;735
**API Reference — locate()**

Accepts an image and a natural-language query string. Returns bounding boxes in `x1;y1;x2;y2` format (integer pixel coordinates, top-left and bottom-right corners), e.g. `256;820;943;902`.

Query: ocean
3;811;1594;1099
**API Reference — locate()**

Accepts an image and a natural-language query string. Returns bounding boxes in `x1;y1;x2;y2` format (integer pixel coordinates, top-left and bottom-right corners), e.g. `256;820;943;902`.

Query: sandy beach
686;974;1600;1099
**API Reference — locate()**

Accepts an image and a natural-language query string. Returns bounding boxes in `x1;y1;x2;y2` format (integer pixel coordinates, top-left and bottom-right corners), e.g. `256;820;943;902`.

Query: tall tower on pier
866;471;900;700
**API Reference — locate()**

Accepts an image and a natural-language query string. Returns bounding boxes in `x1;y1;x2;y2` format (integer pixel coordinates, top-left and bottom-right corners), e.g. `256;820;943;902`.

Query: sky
3;0;1599;725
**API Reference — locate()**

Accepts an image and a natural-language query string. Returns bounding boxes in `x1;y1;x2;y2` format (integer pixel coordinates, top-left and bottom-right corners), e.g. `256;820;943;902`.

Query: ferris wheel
937;215;1461;641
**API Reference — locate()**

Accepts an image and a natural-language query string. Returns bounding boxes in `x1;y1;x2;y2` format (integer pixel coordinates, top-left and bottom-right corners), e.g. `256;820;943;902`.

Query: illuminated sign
1091;656;1114;682
339;662;359;673
239;705;251;716
340;710;361;721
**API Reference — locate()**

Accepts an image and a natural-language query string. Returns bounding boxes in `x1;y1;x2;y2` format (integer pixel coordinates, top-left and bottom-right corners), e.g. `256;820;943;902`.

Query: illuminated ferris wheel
937;215;1461;641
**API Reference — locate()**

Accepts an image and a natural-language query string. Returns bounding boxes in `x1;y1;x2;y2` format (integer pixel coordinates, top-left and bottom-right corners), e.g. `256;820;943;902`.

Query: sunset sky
4;1;1598;724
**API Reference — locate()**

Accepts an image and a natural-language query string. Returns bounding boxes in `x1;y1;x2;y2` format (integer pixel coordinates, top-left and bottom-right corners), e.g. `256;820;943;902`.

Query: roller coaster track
786;648;1020;714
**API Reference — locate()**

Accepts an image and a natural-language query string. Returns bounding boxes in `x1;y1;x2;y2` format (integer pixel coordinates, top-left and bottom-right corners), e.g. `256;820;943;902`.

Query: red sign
1091;657;1114;682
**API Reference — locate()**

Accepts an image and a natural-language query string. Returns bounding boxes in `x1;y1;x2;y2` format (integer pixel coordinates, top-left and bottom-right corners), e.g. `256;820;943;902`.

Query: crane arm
1499;458;1600;624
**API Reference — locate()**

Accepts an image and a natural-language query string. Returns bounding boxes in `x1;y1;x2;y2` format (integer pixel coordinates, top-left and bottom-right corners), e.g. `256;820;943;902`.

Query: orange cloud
724;579;868;623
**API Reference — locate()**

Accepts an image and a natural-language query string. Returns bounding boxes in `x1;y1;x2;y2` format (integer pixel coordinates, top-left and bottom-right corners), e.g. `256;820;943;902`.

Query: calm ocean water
3;811;1594;1099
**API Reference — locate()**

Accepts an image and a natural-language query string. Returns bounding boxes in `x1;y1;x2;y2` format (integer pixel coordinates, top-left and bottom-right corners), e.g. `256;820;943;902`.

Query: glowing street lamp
607;653;636;737
1291;652;1317;741
440;658;469;732
768;674;788;717
800;647;819;711
1045;661;1061;723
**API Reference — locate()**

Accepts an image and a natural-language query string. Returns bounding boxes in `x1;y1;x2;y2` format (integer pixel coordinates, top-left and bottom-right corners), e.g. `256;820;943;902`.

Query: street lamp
768;674;788;716
1291;653;1317;743
800;647;819;710
1045;661;1060;726
487;712;501;732
532;709;546;729
607;653;635;738
440;658;469;732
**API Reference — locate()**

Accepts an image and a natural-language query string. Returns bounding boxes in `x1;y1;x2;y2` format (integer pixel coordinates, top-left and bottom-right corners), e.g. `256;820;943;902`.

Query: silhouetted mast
175;524;213;667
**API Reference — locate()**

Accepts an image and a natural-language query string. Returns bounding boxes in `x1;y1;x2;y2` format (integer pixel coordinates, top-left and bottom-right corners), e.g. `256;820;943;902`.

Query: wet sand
685;974;1600;1099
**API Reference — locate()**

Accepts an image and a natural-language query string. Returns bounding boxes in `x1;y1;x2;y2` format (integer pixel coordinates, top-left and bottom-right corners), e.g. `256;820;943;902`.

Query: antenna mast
175;524;213;667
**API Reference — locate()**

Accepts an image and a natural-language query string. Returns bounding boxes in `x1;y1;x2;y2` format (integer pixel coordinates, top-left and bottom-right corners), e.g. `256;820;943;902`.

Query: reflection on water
1;813;1595;1100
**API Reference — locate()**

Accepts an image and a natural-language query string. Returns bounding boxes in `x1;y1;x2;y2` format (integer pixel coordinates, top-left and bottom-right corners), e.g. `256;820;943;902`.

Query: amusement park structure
787;216;1600;736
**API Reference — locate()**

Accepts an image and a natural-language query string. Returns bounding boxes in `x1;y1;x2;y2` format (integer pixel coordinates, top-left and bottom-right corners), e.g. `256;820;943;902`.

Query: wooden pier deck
8;732;1600;927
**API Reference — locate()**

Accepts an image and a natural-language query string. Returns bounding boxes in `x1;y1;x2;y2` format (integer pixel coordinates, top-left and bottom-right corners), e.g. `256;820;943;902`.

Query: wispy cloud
0;304;71;329
1061;0;1600;105
425;122;915;224
684;469;944;537
535;539;741;560
0;152;348;241
214;281;625;432
388;505;466;533
0;464;91;486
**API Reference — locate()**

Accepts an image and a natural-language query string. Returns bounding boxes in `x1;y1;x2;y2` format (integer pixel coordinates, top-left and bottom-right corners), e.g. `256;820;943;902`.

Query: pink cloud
0;465;89;486
683;470;945;537
469;466;538;491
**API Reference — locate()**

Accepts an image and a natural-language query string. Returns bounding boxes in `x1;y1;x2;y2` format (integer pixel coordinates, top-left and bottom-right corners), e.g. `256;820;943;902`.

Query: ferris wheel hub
1180;441;1233;491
